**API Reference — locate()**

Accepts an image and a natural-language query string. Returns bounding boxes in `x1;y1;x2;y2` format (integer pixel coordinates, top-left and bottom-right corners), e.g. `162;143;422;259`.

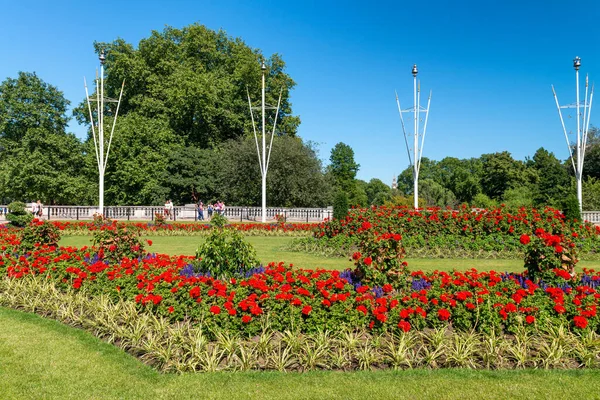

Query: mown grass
59;235;600;274
2;306;600;400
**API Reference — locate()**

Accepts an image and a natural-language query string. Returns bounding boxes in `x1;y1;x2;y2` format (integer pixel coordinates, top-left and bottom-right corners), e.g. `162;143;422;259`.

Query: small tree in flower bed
92;224;145;264
351;221;408;287
19;219;61;252
193;229;260;279
521;228;578;284
154;213;166;226
92;213;113;229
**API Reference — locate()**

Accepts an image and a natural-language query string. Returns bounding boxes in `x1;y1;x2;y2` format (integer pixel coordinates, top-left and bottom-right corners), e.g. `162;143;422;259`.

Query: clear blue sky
2;0;599;183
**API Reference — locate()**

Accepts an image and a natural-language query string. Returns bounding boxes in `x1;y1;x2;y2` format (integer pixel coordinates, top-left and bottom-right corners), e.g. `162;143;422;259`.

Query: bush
210;212;228;228
333;191;349;220
154;213;166;226
562;194;582;222
92;224;145;264
19;219;61;252
192;229;260;278
521;229;578;284
6;202;33;228
351;228;408;287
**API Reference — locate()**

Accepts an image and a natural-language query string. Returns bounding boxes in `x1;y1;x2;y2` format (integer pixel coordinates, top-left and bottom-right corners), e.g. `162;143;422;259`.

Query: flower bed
45;220;317;236
307;205;600;257
1;231;598;337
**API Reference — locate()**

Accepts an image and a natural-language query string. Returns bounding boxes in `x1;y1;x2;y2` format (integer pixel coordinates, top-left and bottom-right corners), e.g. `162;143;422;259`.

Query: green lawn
59;235;600;273
1;306;600;400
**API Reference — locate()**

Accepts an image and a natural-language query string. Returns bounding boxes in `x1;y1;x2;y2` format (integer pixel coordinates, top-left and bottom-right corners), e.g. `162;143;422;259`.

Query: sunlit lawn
2;306;600;400
59;235;600;273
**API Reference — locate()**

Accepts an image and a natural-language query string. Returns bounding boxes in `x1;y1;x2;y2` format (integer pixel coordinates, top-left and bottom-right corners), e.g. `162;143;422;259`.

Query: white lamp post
552;56;594;214
396;64;432;209
84;50;125;215
247;60;283;222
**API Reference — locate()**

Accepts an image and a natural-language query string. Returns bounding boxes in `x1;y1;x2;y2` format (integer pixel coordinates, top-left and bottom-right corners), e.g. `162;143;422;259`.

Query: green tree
365;178;391;205
160;146;218;204
76;24;299;148
99;114;182;205
0;72;89;204
530;147;570;206
480;151;532;200
583;177;600;210
216;136;331;207
419;179;457;207
328;142;359;194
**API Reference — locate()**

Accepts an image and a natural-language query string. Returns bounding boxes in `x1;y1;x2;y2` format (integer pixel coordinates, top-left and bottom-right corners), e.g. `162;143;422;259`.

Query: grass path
1;306;600;400
59;235;600;273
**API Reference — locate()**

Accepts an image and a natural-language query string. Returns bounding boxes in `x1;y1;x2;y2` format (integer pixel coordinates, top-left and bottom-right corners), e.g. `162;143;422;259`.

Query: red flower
356;305;368;315
189;286;201;298
302;305;312;315
525;315;535;324
573;315;588;329
168;306;174;313
398;320;411;332
520;234;531;245
242;315;252;323
554;245;563;253
147;239;153;246
554;304;566;314
438;308;451;321
363;257;373;266
109;244;117;252
210;305;221;315
352;252;362;260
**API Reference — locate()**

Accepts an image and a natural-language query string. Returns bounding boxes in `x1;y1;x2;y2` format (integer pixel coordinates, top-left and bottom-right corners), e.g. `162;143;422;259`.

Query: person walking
197;201;204;221
207;204;213;219
32;200;43;218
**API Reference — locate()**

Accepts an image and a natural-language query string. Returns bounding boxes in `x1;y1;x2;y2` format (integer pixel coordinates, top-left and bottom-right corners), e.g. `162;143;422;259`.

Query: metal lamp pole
247;60;283;223
84;50;125;215
552;56;594;214
396;64;432;209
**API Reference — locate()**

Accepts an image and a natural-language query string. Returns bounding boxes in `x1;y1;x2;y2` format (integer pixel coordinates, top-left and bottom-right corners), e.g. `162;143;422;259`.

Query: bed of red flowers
1;223;599;336
313;205;600;255
44;219;317;235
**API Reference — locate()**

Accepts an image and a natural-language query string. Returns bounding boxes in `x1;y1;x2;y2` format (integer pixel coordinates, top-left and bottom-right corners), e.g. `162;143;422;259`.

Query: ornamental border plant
521;228;578;284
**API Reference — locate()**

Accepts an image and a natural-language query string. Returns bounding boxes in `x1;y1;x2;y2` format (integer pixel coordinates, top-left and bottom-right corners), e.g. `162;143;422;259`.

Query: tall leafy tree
0;72;89;204
217;136;331;207
530;147;570;206
365;178;391;205
480;151;533;200
328;142;359;193
76;24;300;148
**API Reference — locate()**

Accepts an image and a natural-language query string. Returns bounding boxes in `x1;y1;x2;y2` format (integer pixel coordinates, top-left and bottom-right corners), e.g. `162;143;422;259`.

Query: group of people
196;200;225;221
163;199;225;221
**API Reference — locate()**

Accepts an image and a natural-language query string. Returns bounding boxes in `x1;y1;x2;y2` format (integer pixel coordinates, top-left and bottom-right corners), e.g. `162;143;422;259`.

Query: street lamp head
99;50;106;65
261;60;266;71
573;56;581;71
412;64;418;77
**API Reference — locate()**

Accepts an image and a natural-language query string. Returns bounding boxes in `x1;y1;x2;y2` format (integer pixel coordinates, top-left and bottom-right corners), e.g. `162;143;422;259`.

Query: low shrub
6;202;33;228
521;229;578;284
19;219;61;252
192;229;260;279
92;224;145;264
154;213;166;226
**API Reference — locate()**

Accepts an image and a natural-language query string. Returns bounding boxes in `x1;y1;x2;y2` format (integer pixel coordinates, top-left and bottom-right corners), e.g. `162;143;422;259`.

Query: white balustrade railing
0;205;333;222
1;205;599;224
